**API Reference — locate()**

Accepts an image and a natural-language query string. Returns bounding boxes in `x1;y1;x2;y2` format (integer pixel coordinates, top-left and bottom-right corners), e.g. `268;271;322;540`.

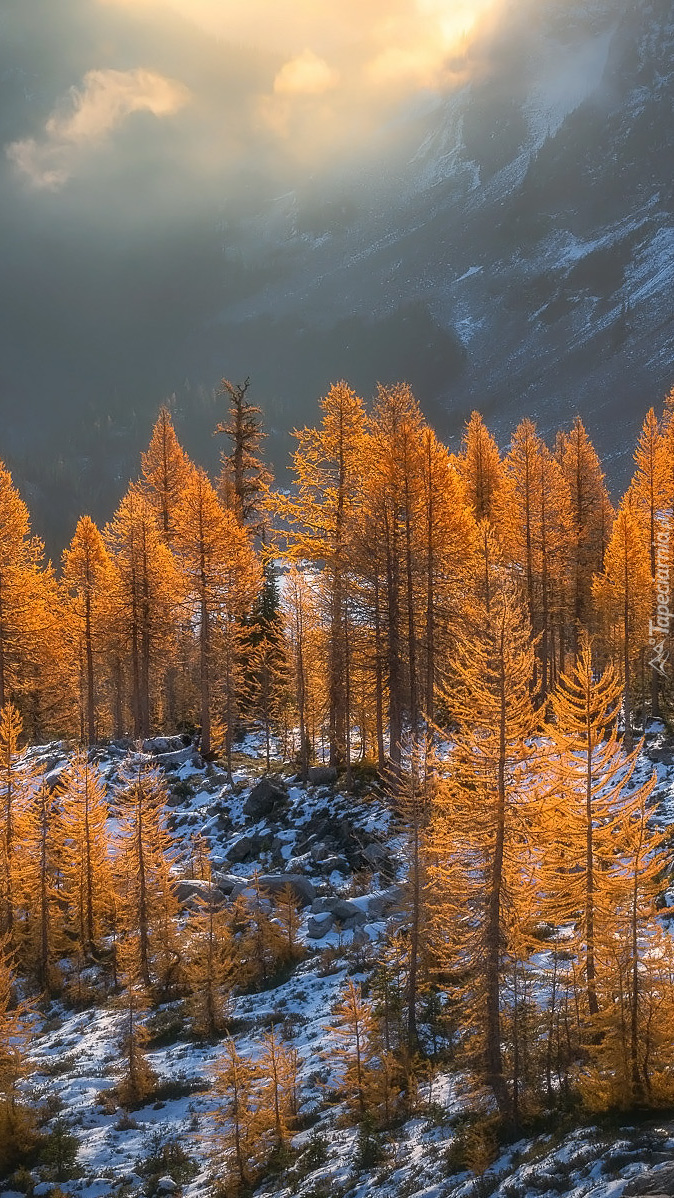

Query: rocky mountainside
207;0;674;485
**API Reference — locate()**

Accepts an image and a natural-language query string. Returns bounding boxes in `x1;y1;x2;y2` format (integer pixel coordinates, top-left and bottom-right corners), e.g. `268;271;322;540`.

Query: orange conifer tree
58;752;113;955
140;405;192;543
457;411;503;524
592;502;651;748
106;485;181;737
276;381;367;769
428;579;537;1114
173;468;260;760
214;378;273;537
556;417;614;656
62;516;116;744
113;762;177;987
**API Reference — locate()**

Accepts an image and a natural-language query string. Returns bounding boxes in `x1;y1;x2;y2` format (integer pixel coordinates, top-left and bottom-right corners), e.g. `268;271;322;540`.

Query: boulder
224;833;262;864
244;776;288;819
251;874;315;908
157;1178;179;1195
307;912;334;938
307;765;338;784
318;855;351;876
310;897;366;925
143;735;191;754
174;880;227;908
364;886;403;920
362;842;389;867
625;1165;674;1195
212;871;243;895
155;747;202;768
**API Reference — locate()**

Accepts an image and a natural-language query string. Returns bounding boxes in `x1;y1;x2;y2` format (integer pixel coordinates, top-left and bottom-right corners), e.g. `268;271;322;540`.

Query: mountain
1;0;672;552
208;0;673;476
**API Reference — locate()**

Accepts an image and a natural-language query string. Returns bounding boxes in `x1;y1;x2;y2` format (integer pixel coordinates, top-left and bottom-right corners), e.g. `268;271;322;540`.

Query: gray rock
307;912;334;938
212;871;242;894
174;880;227;908
310;897;366;925
157;1177;179;1194
243;775;288;819
318;854;351;876
365;885;403;919
155;747;201;768
143;735;190;754
224;833;262;863
256;873;316;908
307;765;338;784
362;842;389;867
625;1165;674;1195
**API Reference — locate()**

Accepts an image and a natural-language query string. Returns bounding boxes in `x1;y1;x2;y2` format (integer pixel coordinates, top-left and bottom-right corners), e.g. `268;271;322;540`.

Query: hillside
6;728;674;1198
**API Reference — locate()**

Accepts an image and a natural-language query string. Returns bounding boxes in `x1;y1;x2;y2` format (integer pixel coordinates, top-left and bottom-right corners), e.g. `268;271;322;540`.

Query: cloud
274;50;340;97
7;67;190;190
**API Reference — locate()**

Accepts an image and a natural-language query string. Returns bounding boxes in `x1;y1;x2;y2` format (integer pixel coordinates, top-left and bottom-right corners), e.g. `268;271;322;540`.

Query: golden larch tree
106;485;181;737
58;751;113;955
555;417;614;656
173;468;260;760
62;516;116;744
113;763;177;987
140;404;193;543
457;411;503;524
428;579;537;1114
276;381;367;770
592;502;651;749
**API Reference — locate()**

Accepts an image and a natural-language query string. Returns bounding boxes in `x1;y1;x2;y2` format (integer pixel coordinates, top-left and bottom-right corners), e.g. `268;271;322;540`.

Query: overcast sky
3;0;503;208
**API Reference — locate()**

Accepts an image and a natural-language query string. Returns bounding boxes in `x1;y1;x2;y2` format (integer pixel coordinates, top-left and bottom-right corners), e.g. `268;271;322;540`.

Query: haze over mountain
1;0;672;554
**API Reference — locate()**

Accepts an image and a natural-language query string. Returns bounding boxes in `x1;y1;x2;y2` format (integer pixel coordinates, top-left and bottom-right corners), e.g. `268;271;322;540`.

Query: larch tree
626;407;668;715
555;417;614;657
330;977;377;1121
280;566;325;779
106;485;181;738
0;462;54;726
215;377;273;537
457;411;503;524
428;579;537;1115
0;705;28;942
184;878;237;1040
418;426;479;731
0;942;33;1170
58;752;113;956
173;468;260;761
592;502;652;750
113;763;177;988
277;381;367;770
258;1025;299;1150
495;419;573;699
19;777;64;992
140;404;192;543
114;934;157;1109
542;639;652;1025
62;516;116;744
211;1037;261;1192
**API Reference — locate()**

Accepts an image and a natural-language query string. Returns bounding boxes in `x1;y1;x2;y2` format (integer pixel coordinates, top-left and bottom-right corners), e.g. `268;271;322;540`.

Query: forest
1;377;674;1192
